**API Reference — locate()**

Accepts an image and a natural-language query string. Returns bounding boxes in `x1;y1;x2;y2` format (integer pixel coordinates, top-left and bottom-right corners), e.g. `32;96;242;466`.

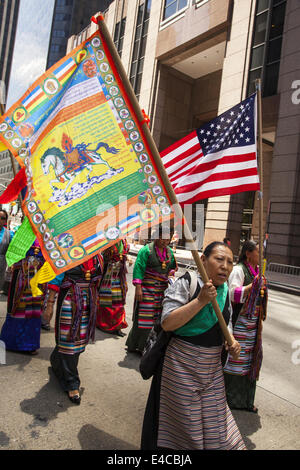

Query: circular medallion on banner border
69;246;85;260
105;226;121;241
76;48;88;64
4;130;13;140
109;86;119;97
33;213;43;224
161;205;171;216
55;259;67;268
50;250;60;260
11;138;22;148
140;208;156;223
0;123;8;133
45;241;55;250
152;185;162;195
12;107;27;124
130;131;139;141
148;175;157;185
27;201;37;213
91;37;101;48
134;142;144;152
114;98;125;108
43;77;60;96
157;196;167;205
100;62;109;73
119;108;129;119
143;164;153;174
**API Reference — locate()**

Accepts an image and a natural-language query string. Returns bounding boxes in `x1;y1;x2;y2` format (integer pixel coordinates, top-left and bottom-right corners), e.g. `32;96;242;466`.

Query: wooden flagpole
94;15;234;346
255;79;264;276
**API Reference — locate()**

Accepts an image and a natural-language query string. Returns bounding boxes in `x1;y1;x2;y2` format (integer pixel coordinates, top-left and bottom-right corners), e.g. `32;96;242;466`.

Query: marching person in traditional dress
125;226;177;354
141;241;245;450
0;239;46;354
0;209;14;294
96;239;131;337
42;254;104;405
223;240;267;413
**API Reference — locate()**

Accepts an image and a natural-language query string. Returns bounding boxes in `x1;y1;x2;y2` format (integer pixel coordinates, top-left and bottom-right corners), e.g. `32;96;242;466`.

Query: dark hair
0;209;8;220
238;240;258;263
223;237;230;244
203;241;232;258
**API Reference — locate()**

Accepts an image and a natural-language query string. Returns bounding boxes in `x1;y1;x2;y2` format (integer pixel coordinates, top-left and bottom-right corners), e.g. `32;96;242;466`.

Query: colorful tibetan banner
0;30;174;274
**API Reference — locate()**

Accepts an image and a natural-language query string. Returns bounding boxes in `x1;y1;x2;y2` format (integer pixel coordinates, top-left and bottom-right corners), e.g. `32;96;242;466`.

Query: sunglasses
0;217;7;220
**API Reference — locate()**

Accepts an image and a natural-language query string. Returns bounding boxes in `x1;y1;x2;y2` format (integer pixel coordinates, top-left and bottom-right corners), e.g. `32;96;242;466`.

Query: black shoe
66;391;81;405
116;330;126;337
41;323;51;331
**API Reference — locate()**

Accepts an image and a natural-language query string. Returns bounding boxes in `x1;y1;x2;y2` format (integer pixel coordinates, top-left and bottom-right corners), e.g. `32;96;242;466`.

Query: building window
129;0;151;99
247;0;287;97
163;0;188;21
114;17;126;58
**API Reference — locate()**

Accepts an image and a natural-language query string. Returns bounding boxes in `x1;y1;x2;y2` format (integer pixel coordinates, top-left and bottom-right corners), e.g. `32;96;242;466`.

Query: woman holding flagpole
141;241;245;450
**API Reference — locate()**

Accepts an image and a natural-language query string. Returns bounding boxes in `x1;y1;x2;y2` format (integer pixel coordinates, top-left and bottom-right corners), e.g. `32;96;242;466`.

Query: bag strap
189;270;198;299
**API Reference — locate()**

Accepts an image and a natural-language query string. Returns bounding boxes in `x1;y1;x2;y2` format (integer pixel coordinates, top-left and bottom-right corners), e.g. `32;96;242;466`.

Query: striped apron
158;337;246;450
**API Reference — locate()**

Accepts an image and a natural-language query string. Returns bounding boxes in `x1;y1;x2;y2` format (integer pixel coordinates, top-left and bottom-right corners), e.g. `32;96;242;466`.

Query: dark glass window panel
267;37;283;63
140;36;147;58
120;18;126;36
114;22;120;41
250;45;265;69
132;42;140;61
118;38;124;54
264;62;280;96
135;25;142;41
273;0;286;6
145;0;152;19
179;0;188;9
137;5;144;25
248;68;263;95
135;73;143;96
130;61;138;77
143;19;149;36
256;0;270;13
164;3;177;20
137;58;144;74
165;0;175;6
253;12;268;46
269;3;286;39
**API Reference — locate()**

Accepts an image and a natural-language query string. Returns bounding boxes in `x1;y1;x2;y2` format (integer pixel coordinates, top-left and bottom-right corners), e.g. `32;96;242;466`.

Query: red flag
161;94;259;204
0;168;26;203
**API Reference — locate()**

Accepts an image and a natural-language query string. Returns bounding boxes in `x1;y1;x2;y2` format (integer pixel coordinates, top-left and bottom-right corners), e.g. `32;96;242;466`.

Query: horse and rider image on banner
0;29;174;277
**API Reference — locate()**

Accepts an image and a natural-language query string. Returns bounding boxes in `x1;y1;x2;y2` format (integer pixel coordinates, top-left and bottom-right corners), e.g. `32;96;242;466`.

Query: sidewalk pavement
129;244;300;296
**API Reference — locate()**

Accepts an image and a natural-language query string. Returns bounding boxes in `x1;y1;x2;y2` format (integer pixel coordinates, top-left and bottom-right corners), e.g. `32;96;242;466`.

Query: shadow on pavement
4;347;54;371
231;409;262;450
20;367;77;428
118;350;141;372
78;424;137;450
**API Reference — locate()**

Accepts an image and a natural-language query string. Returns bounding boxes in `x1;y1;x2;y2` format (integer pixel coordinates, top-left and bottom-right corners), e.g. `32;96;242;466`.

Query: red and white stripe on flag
161;94;260;204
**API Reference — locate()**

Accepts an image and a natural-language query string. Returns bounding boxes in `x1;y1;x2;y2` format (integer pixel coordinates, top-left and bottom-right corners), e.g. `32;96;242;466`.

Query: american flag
161;94;260;204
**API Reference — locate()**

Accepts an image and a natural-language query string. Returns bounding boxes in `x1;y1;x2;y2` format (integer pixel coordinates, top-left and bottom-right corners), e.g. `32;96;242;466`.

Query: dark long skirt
224;373;257;410
50;346;80;392
140;357;164;450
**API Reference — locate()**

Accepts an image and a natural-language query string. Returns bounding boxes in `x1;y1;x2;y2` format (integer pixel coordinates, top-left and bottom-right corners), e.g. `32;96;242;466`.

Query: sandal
248;406;258;413
66;391;81;405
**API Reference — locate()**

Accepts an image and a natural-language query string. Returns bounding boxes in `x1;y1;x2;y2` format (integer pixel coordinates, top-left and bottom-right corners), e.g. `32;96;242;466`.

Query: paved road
0;266;299;451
